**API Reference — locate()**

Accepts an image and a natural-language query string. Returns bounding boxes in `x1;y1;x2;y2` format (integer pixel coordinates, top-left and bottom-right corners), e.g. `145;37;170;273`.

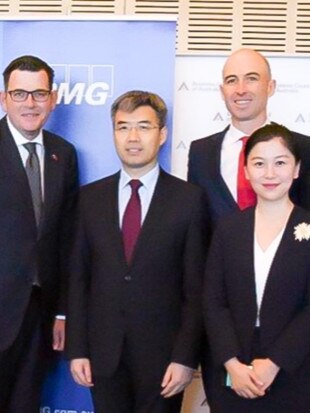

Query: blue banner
0;18;176;412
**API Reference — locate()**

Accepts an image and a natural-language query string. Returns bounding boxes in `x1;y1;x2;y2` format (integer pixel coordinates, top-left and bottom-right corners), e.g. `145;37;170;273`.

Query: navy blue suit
188;126;310;226
204;206;310;413
188;125;310;409
0;116;78;413
66;169;209;413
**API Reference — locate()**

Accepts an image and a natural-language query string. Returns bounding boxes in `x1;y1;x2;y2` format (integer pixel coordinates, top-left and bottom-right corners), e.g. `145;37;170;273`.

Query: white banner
172;55;310;179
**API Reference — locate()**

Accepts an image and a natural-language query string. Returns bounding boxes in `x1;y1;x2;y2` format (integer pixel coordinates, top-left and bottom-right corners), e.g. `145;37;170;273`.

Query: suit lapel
129;169;168;265
109;174;127;266
237;209;258;323
208;129;237;209
0;117;28;180
0;117;35;219
260;207;302;310
101;173;128;268
41;132;62;231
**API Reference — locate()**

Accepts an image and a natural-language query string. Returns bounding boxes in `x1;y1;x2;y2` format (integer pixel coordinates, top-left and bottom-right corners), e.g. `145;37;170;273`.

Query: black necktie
122;180;142;263
23;142;43;227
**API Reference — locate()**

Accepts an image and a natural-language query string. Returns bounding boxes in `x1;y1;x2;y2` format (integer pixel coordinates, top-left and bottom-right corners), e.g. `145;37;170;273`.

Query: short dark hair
111;90;167;129
245;124;300;164
3;55;54;90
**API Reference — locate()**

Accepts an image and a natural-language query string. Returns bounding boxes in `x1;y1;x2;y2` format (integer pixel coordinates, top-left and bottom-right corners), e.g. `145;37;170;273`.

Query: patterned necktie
23;142;43;226
237;136;256;210
122;180;142;263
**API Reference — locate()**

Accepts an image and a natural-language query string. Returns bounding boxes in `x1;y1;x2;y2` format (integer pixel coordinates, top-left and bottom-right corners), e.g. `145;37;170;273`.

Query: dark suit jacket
204;206;310;375
66;169;208;377
188;126;310;225
0;116;79;351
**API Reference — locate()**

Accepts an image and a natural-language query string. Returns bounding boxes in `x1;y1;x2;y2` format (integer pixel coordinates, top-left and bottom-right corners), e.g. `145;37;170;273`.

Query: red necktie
237;137;256;210
122;180;142;263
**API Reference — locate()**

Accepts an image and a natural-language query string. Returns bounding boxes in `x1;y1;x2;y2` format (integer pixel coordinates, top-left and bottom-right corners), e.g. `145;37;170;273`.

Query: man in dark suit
187;48;310;409
188;48;310;226
0;55;79;412
66;90;208;413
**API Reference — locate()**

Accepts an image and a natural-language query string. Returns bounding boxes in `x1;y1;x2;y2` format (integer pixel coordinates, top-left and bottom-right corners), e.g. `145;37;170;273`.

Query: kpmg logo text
52;64;114;106
41;408;93;413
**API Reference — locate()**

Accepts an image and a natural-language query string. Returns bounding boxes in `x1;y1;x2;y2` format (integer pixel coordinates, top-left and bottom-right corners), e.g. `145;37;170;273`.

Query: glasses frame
114;123;160;135
7;89;52;102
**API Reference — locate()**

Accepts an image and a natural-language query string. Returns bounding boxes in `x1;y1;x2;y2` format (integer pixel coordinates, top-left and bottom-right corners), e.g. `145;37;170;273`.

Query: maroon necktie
122;180;142;263
237;136;256;210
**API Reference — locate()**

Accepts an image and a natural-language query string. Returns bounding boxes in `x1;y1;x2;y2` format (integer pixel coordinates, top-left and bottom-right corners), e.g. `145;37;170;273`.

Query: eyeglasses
115;123;160;135
7;89;51;102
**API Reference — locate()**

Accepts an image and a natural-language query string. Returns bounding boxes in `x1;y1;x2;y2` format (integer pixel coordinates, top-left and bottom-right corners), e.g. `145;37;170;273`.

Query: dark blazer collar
0;116;32;182
42;132;61;226
242;206;309;322
0;117;26;171
0;116;38;230
209;126;238;209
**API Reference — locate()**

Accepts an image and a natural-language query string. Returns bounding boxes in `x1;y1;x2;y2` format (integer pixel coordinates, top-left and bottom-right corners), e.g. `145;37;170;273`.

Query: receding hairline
222;48;272;80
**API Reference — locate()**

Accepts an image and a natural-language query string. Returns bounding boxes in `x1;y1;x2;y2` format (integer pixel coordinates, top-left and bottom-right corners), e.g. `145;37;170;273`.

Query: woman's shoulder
214;207;255;233
292;205;310;220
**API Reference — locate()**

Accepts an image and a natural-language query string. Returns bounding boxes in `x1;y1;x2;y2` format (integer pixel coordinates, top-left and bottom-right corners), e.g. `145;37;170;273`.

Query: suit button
124;275;132;282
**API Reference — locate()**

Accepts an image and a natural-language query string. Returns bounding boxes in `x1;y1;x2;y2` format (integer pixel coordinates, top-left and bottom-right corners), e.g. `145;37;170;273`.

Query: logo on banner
177;80;219;92
41;408;93;413
52;64;114;106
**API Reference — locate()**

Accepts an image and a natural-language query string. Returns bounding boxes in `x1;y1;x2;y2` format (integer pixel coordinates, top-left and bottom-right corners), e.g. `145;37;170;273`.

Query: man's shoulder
189;126;228;151
159;169;204;197
43;129;76;152
271;122;310;143
283;127;310;161
0;116;11;138
290;129;310;145
80;172;119;195
214;207;254;236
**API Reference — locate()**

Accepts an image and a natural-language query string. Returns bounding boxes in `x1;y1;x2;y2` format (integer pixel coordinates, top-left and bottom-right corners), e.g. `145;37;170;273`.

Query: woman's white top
254;228;285;326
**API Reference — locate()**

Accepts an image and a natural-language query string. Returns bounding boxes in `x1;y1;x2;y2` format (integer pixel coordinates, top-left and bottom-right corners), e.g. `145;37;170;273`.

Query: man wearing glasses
66;90;208;413
0;55;79;413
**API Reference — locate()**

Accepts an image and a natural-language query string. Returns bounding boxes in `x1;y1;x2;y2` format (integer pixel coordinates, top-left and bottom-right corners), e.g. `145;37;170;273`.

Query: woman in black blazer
204;124;310;413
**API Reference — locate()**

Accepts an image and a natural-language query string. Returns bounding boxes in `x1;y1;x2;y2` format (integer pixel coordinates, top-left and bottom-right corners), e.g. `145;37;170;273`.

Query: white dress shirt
7;117;45;199
118;164;159;228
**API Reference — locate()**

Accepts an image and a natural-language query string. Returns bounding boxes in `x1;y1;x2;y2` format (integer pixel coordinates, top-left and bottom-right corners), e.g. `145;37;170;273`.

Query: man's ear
159;126;168;146
0;91;8;113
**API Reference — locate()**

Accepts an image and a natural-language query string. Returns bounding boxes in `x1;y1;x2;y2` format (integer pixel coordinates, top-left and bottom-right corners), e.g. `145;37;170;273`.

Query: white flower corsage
294;222;310;242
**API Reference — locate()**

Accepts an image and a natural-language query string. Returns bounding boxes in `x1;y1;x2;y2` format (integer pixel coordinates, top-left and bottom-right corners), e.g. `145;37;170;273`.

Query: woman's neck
255;197;294;218
255;198;294;251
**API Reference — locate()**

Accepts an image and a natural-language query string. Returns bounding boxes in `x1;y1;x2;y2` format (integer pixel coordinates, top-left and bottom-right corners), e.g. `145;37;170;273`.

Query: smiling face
113;105;167;178
220;49;276;134
245;137;300;204
0;69;57;140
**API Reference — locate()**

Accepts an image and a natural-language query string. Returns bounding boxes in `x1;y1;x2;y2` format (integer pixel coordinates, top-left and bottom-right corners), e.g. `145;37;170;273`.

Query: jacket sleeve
170;190;210;369
58;145;79;316
65;193;91;360
203;224;241;366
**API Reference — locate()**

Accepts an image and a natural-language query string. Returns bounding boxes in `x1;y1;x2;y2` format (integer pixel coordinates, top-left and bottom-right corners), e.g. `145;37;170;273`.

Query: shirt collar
226;120;271;145
120;164;160;190
6;116;43;147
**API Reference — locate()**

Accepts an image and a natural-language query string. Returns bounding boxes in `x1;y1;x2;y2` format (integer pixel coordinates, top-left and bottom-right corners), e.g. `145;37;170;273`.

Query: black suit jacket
188;126;310;225
204;206;310;375
0;116;79;351
66;169;208;377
